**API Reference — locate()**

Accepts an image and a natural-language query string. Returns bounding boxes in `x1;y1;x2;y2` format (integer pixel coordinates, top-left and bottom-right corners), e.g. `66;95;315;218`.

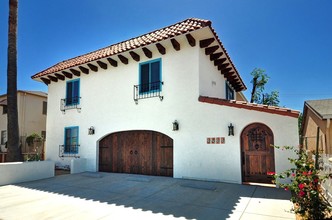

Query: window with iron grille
64;126;79;154
66;79;80;106
139;58;162;93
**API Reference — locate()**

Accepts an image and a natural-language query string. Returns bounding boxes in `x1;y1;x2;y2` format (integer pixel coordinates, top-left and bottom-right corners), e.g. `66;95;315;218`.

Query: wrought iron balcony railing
60;97;81;113
134;81;163;104
59;144;80;158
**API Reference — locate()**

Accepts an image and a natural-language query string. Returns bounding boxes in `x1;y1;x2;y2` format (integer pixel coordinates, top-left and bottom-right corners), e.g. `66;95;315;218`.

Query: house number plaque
207;137;225;144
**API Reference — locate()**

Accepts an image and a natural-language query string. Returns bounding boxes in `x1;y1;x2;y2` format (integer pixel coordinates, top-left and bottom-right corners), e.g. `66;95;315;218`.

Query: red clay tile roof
199;96;300;118
31;18;246;90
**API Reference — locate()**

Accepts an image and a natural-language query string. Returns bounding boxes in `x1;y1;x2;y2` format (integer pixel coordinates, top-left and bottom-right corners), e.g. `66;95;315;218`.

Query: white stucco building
32;18;299;184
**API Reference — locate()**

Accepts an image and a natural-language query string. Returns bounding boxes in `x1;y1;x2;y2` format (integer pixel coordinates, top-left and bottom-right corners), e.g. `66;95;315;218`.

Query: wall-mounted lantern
228;123;234;136
173;120;179;131
88;126;95;135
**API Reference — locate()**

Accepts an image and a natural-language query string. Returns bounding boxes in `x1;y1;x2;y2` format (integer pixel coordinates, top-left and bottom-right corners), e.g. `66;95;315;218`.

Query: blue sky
0;0;331;111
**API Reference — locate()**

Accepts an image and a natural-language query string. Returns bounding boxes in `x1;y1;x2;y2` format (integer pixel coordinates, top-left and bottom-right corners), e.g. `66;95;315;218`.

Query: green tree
250;68;280;106
262;91;280;106
6;0;22;162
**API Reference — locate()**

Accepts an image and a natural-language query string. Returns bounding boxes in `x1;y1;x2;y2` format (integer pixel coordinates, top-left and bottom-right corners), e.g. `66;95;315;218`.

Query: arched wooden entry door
99;130;173;177
241;123;275;183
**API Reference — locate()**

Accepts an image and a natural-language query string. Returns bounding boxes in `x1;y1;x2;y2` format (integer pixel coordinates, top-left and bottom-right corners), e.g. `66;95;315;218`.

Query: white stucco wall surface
0;161;54;185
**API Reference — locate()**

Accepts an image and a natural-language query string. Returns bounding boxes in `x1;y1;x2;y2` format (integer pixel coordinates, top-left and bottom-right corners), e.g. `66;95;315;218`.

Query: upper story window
226;82;235;100
42;101;47;115
66;79;80;106
61;79;81;113
139;58;162;93
2;105;7;114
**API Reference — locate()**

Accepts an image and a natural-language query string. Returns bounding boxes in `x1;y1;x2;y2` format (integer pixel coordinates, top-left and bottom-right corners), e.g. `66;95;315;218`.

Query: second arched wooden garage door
99;130;173;177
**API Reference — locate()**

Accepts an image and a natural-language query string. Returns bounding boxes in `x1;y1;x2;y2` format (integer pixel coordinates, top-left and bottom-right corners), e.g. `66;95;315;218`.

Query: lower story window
1;130;7;145
64;126;79;154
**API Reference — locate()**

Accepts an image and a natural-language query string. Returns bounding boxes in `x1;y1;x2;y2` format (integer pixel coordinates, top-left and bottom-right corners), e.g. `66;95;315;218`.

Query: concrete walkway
0;172;295;220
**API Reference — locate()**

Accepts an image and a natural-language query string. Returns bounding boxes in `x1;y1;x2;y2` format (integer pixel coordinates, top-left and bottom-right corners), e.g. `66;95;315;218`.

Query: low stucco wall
70;158;87;174
0;161;55;186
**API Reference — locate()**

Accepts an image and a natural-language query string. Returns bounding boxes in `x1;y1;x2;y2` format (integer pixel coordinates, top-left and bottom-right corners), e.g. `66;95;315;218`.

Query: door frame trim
240;123;275;183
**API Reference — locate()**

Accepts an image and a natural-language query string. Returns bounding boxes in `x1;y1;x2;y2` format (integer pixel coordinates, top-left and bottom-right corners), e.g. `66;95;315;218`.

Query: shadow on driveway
0;172;295;219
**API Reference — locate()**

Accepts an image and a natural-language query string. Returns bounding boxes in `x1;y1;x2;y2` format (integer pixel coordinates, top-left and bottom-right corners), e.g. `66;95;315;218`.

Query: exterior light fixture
88;126;95;135
173;120;179;131
228;123;234;136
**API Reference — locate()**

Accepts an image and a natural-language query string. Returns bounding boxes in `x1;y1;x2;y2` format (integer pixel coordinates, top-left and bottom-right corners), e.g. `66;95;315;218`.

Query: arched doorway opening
241;123;275;183
99;130;173;177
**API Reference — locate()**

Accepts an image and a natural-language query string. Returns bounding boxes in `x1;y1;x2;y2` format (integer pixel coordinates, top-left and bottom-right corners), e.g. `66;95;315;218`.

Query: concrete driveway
0;172;295;220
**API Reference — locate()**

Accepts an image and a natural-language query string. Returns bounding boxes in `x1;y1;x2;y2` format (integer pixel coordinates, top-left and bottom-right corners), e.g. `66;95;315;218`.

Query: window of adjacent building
66;79;80;106
226;82;235;100
139;58;161;93
1;130;7;145
2;105;7;114
64;126;79;153
41;131;46;139
42;101;47;115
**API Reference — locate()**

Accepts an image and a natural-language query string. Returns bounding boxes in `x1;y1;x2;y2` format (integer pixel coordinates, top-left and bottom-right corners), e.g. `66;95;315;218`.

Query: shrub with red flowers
273;146;332;219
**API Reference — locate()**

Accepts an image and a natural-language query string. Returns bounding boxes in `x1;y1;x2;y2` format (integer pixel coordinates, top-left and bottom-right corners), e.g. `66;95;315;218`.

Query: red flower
308;170;312;175
299;183;305;190
292;173;296;177
298;190;305;197
302;171;307;176
267;172;275;176
284;187;289;191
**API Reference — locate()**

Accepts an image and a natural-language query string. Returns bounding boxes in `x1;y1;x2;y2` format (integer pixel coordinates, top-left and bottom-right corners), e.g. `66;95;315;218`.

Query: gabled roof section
31;18;246;91
304;99;332;119
0;99;7;106
0;90;47;100
21;90;47;98
199;96;300;118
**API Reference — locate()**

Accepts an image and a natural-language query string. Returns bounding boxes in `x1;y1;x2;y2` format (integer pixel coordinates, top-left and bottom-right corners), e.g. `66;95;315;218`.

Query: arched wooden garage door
241;123;275;183
99;130;173;177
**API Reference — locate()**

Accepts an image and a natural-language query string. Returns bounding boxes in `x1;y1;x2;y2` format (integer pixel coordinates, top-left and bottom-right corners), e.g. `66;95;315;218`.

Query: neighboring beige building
302;99;332;154
235;91;248;102
0;91;47;153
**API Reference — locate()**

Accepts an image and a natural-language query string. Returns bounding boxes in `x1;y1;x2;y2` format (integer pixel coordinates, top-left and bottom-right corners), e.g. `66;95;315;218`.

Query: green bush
26;133;42;146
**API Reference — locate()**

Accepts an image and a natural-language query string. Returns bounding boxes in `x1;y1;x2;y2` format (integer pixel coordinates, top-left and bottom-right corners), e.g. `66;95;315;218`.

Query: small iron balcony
60;97;81;113
134;81;164;104
59;144;80;158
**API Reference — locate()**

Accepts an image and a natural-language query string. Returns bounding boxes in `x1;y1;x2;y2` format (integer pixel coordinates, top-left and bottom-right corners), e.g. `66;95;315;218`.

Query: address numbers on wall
207;137;225;144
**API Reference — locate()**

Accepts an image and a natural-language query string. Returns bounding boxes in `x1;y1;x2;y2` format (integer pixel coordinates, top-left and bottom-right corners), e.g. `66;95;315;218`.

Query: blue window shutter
66;79;80;105
65;128;71;152
140;64;150;93
73;80;80;104
66;81;73;105
151;61;160;90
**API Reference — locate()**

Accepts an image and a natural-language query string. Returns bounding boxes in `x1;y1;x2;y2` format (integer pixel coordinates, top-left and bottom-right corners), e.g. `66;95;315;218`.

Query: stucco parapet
198;96;300;118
